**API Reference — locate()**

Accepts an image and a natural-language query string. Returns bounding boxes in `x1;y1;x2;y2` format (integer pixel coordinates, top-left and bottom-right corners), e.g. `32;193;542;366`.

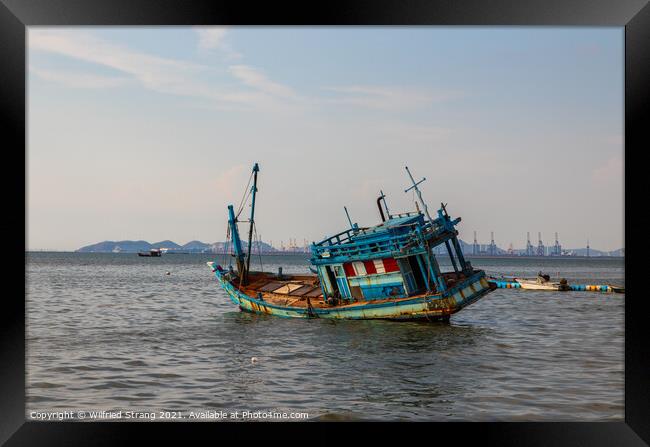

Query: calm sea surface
26;252;624;421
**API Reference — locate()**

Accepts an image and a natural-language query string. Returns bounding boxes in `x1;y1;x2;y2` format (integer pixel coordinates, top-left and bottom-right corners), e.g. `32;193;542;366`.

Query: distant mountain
243;240;276;252
77;239;623;257
211;240;277;253
152;240;182;249
183;240;212;250
77;239;278;253
77;240;152;253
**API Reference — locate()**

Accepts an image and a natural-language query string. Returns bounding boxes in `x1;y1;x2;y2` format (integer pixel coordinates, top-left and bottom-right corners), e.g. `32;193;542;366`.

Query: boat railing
387;211;420;219
310;220;453;262
314;227;361;247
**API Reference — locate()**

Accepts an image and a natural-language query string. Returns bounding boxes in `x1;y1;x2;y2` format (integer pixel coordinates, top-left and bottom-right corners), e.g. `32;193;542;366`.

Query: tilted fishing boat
207;163;495;321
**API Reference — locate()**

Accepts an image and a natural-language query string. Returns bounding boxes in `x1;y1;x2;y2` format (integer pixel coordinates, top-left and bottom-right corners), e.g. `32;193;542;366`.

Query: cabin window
343;259;397;277
352;261;366;276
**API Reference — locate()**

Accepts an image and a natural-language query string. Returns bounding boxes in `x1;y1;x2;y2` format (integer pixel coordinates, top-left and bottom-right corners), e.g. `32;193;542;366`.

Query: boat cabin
310;202;473;304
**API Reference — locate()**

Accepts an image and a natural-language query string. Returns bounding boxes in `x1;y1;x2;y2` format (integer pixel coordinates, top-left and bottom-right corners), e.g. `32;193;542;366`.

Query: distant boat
138;249;162;257
207;163;495;321
515;273;569;291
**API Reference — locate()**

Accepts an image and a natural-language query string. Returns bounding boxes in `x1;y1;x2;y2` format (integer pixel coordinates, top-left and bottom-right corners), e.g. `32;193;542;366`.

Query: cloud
30;67;130;88
29;29;208;95
194;27;241;59
29;29;295;110
195;27;228;50
30;30;201;87
228;65;295;98
323;85;463;110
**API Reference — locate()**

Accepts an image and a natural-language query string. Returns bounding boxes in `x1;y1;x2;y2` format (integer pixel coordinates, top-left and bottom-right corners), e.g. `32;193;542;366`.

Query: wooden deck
229;270;472;310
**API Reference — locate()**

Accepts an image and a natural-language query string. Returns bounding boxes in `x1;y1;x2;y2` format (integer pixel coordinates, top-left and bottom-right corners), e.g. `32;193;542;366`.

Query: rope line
235;170;254;219
253;223;264;273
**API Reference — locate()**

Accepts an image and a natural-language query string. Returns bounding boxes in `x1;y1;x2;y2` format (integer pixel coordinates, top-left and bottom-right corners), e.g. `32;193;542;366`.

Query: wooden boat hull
208;262;494;321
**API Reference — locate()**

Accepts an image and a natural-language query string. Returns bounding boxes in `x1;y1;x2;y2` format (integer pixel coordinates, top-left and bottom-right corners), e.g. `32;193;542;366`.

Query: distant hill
183;240;212;250
77;239;622;257
77;240;152;253
152;240;182;249
77;239;278;253
211;240;277;253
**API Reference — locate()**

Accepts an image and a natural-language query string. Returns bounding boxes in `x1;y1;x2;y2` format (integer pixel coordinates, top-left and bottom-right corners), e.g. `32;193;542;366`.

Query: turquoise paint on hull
209;263;492;321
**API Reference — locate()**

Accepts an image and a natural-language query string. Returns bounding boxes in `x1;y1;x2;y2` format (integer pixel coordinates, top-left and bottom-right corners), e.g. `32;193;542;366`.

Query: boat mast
244;163;260;284
227;204;245;277
404;166;434;225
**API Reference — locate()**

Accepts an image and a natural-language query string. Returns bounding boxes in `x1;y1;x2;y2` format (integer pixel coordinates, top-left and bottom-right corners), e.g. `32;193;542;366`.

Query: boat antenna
244;163;260;284
376;192;387;222
344;206;354;230
404;166;434;225
380;189;391;218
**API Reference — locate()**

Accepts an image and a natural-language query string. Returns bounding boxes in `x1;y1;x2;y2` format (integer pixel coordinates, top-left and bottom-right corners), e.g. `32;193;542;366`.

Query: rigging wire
253;222;264;273
222;222;231;267
235;170;254;219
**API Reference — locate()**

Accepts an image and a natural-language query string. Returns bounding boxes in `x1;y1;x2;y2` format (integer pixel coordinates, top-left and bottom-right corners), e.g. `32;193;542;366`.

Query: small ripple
124;360;148;367
30;382;65;389
144;373;183;379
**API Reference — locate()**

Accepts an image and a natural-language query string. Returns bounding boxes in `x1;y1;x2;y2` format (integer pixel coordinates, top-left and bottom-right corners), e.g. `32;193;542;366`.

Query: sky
27;27;624;251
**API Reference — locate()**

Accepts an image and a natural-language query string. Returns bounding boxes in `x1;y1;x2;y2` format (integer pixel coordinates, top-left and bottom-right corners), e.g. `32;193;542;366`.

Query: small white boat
515;273;566;291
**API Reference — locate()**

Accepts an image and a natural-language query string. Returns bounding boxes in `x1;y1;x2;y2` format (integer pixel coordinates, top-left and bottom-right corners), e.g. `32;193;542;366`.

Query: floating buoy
251;357;258;364
488;279;620;293
165;271;171;275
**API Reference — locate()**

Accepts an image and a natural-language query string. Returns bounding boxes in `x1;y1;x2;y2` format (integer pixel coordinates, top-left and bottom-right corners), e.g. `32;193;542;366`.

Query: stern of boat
438;269;495;313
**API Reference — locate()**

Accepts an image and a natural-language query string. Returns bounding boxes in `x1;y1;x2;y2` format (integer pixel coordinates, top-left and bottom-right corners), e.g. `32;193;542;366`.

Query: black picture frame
2;0;647;445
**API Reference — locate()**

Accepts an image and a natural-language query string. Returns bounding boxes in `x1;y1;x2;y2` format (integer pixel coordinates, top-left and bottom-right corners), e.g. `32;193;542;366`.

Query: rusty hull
207;262;492;321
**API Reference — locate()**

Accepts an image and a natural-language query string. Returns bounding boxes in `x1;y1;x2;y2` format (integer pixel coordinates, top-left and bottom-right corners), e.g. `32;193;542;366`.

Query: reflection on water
26;253;624;421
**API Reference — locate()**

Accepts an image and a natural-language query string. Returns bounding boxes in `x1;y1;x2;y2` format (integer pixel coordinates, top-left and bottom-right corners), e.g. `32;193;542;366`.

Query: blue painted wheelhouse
311;191;477;306
208;163;494;321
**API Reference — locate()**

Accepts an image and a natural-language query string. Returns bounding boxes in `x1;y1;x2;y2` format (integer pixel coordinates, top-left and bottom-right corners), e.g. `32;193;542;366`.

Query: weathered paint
347;272;406;300
209;262;491;321
216;165;495;320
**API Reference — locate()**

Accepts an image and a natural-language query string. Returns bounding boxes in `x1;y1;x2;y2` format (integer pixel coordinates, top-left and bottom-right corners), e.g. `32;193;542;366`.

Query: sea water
26;252;624;421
